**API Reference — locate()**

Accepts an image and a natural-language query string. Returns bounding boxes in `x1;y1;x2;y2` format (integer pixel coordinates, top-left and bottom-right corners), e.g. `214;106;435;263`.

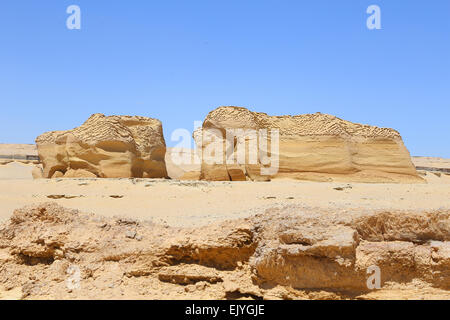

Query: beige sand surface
0;162;36;180
0;173;448;228
0;154;449;227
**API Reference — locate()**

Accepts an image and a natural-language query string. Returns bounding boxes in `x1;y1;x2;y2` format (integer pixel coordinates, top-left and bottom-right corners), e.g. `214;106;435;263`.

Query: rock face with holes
195;106;423;183
0;203;448;299
35;114;168;178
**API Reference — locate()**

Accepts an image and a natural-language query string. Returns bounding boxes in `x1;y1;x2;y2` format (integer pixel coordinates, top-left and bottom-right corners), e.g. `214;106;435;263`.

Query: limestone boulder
36;114;168;179
196;106;423;183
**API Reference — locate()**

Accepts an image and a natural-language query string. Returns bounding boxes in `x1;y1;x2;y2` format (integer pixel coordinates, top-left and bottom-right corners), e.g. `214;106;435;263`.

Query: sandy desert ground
0;144;449;300
0;157;449;227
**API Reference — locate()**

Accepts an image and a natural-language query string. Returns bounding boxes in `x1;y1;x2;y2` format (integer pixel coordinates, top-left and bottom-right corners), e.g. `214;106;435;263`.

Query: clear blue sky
1;0;449;157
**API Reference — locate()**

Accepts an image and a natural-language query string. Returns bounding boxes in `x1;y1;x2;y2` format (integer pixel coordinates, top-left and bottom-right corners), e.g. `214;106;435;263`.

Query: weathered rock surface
35;114;168;179
251;206;450;292
0;203;448;299
179;171;202;181
196;106;423;183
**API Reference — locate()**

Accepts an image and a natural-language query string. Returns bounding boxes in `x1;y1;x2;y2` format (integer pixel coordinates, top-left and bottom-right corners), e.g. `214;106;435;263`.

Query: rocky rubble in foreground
0;203;448;300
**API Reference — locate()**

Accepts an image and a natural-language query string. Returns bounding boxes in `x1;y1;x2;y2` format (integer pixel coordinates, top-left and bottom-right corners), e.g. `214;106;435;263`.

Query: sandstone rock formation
195;106;423;183
35;114;168;179
179;171;202;181
0;203;448;299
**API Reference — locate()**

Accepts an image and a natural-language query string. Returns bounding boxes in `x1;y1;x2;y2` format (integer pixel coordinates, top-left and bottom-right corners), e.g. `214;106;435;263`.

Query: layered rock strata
195;106;422;183
35;114;168;179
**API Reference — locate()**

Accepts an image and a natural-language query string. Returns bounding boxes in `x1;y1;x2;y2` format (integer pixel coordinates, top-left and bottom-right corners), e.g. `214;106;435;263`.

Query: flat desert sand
0;157;449;227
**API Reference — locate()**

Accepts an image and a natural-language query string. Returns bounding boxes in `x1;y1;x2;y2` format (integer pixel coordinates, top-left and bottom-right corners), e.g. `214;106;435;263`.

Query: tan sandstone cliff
195;106;423;183
35;114;168;179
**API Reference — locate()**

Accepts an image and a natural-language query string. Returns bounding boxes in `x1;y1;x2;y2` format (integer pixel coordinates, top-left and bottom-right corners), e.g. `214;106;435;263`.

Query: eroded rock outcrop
195;106;423;183
250;206;450;292
35;114;168;179
0;203;448;299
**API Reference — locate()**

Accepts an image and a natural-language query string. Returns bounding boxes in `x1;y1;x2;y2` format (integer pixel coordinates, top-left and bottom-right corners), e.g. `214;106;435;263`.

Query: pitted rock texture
0;203;448;300
35;114;168;179
196;106;423;183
